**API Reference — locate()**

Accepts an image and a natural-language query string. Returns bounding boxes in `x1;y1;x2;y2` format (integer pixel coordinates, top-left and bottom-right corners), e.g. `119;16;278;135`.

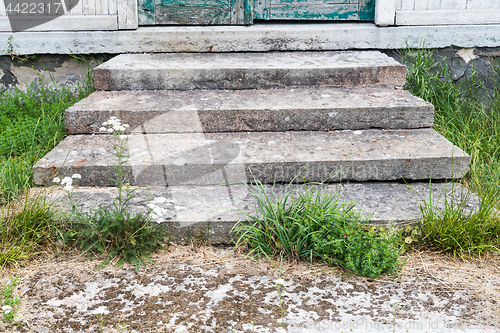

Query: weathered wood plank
83;0;96;15
396;9;500;25
117;0;137;28
414;0;426;11
399;0;413;11
108;0;117;15
0;0;6;16
243;0;253;24
138;0;155;24
68;0;83;14
270;2;359;20
440;0;462;10
97;0;109;15
358;0;374;20
0;15;117;30
155;0;232;25
230;0;245;24
375;0;396;25
254;0;270;19
467;0;486;10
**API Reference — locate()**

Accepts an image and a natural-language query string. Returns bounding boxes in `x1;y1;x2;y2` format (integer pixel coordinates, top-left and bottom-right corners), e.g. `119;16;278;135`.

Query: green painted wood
359;0;375;21
137;0;374;25
254;0;270;19
270;2;360;20
138;0;155;24
155;0;230;24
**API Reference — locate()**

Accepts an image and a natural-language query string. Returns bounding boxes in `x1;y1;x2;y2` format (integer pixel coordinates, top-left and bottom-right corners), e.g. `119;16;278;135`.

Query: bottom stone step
52;182;475;244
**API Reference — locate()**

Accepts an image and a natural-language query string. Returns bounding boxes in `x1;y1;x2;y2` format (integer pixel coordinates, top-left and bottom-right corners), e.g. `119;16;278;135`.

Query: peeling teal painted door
138;0;374;25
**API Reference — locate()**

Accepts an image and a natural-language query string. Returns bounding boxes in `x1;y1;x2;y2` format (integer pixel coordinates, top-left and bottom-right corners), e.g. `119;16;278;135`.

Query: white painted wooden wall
0;0;137;31
376;0;500;26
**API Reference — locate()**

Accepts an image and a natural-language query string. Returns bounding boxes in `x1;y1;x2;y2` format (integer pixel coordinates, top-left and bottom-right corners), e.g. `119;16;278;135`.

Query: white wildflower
274;279;285;285
52;177;61;183
119;135;127;140
114;125;125;132
61;177;73;186
99;127;107;133
64;185;74;191
72;173;82;179
1;305;12;314
123;124;129;128
107;128;114;133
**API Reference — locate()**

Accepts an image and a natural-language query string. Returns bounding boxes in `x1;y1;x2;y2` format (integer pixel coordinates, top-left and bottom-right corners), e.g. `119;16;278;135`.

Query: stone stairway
33;51;470;242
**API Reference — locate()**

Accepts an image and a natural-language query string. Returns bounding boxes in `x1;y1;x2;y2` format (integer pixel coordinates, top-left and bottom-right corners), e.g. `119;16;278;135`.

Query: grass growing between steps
0;62;95;269
401;48;500;257
233;183;405;278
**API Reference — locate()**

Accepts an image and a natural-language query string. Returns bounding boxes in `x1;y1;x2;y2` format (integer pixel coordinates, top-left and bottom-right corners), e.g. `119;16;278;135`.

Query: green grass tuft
233;182;405;278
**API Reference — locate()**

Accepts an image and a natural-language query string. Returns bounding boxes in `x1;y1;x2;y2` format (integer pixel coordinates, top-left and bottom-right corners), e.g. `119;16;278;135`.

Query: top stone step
94;51;407;91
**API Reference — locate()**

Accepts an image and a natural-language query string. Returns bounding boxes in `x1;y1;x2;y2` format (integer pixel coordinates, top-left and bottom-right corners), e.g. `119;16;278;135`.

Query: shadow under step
34;129;469;187
51;182;476;244
65;87;433;134
94;51;407;91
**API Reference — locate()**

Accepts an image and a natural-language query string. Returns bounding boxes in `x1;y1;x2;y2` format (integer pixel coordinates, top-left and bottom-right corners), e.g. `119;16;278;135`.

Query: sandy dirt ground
0;245;499;333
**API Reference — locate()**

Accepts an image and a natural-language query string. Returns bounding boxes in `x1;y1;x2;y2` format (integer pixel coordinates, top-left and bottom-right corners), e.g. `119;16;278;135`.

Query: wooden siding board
83;0;96;15
117;0;137;28
396;9;500;25
0;0;6;16
155;0;232;24
108;0;117;14
97;0;109;15
375;0;396;25
414;0;426;10
400;0;413;10
0;15;117;30
69;0;83;14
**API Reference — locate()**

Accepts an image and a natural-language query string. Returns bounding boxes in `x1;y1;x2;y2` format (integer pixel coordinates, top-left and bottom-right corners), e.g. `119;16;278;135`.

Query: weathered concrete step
52;182;476;243
34;129;469;187
65;88;433;134
94;51;407;91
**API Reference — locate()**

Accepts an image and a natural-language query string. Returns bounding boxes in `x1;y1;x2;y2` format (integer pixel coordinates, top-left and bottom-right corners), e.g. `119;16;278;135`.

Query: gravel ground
1;245;499;333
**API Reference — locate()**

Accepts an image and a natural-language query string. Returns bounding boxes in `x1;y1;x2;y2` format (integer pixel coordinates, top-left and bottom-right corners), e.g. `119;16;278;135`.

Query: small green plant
0;190;61;269
419;184;500;258
58;117;170;272
233;182;405;278
2;35;36;63
391;299;401;333
1;275;21;324
115;323;128;332
273;278;286;328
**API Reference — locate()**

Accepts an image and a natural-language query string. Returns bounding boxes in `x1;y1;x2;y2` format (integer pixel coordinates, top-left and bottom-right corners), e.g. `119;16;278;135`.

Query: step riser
33;129;470;187
95;67;406;91
52;182;474;243
65;90;433;134
94;52;407;91
34;159;469;187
